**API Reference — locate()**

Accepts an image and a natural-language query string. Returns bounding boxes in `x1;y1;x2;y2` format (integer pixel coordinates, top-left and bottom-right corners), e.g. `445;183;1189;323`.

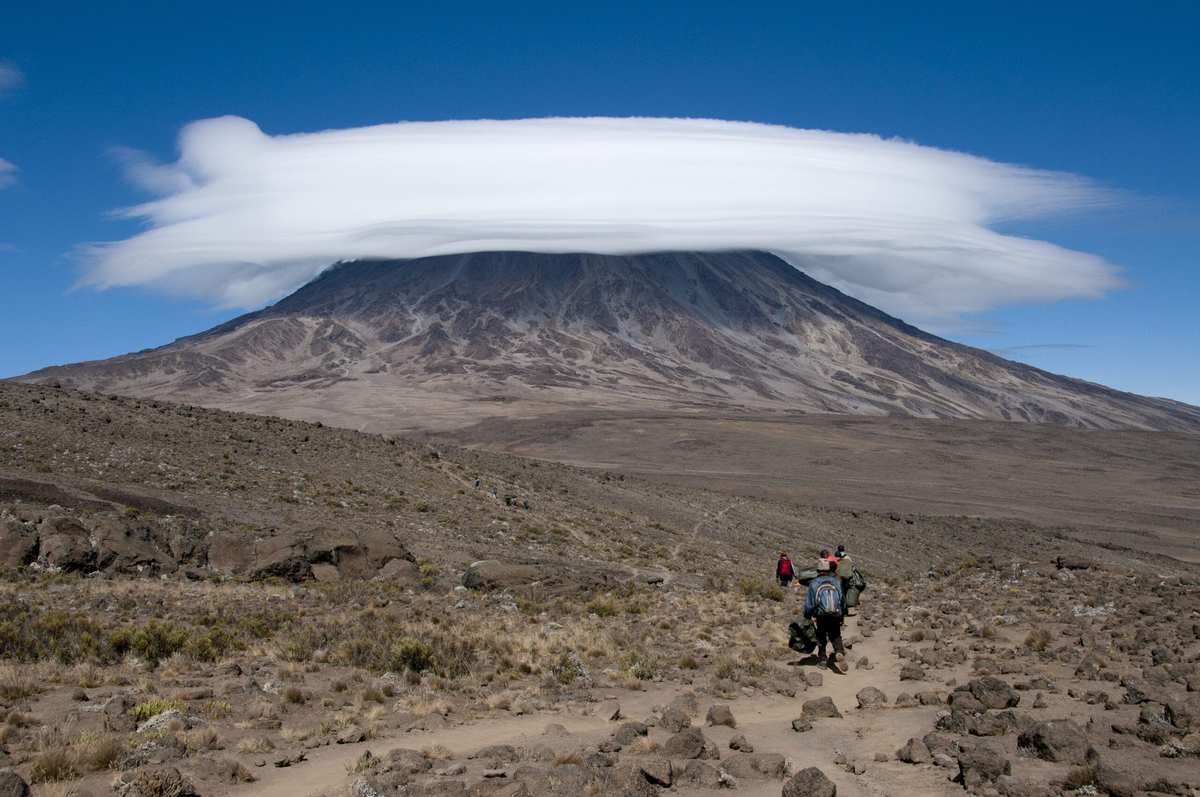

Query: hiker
835;544;866;615
776;551;795;587
804;558;847;673
474;478;481;489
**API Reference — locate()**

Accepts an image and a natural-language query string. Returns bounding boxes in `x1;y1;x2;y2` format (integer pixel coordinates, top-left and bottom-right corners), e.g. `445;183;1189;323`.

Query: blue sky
1;1;1197;404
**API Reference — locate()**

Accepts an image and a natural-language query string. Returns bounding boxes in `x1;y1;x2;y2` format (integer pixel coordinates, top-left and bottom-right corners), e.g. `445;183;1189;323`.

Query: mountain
19;250;1200;432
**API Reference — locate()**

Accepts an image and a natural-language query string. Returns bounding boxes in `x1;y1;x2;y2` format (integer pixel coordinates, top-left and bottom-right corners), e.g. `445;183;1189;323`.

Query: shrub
0;665;40;700
587;596;619;618
186;625;241;662
1025;628;1053;652
29;747;77;783
0;607;110;664
283;687;305;705
129;698;184;723
110;621;189;667
75;731;124;771
390;637;434;674
736;578;784;602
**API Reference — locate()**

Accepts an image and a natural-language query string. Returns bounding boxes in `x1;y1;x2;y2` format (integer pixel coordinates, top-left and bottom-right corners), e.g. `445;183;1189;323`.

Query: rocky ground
1;381;1198;796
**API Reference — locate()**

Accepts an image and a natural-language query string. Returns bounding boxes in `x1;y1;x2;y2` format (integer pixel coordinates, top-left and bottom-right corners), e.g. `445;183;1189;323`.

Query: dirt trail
236;611;966;797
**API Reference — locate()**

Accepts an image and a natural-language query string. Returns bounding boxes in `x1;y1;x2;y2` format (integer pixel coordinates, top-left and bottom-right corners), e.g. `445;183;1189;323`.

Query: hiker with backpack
835;544;867;615
804;558;848;673
776;551;795;587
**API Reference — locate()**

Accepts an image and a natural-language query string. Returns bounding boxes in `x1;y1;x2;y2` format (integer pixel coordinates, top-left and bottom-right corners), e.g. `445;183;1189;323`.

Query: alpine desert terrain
1;380;1199;797
20;251;1200;434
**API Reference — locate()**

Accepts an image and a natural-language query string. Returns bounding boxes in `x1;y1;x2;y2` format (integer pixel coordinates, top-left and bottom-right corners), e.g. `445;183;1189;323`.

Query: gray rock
678;760;722;788
954;744;1011;789
801;696;841;720
728;734;753;752
667;729;710;758
385;748;432;774
856;687;887;709
639;758;672;787
1017;719;1088;763
706;704;736;728
721;752;786;780
967;677;1020;710
613;721;648;746
781;766;837;797
896;737;931;764
658;704;692;733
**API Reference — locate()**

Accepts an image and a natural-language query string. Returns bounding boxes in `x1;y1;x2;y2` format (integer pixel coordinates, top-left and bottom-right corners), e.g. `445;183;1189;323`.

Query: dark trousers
815;615;845;658
778;573;793;587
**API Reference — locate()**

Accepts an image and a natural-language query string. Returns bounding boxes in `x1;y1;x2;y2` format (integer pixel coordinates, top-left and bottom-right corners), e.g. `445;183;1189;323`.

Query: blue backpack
814;580;843;618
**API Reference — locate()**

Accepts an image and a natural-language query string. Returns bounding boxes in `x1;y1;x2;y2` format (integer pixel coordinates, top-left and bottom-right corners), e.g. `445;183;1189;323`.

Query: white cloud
0;158;16;189
85;116;1122;322
0;62;23;95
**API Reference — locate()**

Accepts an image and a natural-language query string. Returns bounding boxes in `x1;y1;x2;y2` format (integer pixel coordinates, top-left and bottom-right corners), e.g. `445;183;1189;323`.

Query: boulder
0;771;30;797
385;748;432;775
639;758;672;787
1086;749;1141;797
1017;719;1088;763
1165;693;1200;731
899;664;925;681
954;744;1010;789
678;760;722;788
801;696;841;720
462;560;541;591
658;704;692;733
613;722;648;746
0;519;38;569
782;766;837;797
91;518;179;575
720;752;786;780
967;677;1020;710
896;738;931;764
856;687;887;709
39;516;94;571
728;734;753;752
706;704;736;728
662;727;716;760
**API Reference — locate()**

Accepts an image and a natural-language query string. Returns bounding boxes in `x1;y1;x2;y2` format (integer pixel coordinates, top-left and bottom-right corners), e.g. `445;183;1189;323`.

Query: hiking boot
816;651;827;664
830;655;848;674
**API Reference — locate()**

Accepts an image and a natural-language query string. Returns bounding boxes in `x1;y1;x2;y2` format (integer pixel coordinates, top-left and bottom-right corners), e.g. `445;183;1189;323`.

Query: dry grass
236;735;275;754
0;664;42;701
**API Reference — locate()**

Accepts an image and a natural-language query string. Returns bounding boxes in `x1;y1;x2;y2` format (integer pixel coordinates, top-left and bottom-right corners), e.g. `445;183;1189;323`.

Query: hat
816;559;831;572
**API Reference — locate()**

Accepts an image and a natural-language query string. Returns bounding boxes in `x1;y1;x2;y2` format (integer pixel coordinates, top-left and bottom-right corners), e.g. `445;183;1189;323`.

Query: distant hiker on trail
804;558;847;673
776;552;795;587
474;478;481;489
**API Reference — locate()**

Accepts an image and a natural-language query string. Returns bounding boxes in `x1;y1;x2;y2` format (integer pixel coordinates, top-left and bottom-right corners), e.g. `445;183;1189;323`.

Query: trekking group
779;545;866;675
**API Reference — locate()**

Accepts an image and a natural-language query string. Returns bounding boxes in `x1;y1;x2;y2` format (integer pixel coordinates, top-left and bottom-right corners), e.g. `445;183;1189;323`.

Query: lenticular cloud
86;115;1121;321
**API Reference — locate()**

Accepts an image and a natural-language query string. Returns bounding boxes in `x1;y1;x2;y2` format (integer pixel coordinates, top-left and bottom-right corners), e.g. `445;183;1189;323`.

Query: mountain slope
19;250;1200;432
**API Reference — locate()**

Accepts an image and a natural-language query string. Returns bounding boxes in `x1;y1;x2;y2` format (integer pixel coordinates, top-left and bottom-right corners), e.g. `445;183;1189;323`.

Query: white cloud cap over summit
87;115;1122;322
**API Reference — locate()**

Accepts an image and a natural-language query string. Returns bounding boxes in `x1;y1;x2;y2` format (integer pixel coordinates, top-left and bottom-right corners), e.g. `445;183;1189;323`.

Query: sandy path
236;611;966;797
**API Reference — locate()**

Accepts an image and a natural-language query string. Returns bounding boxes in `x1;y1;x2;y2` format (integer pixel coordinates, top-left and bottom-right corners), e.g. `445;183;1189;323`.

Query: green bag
795;569;820;585
845;585;861;608
788;619;818;653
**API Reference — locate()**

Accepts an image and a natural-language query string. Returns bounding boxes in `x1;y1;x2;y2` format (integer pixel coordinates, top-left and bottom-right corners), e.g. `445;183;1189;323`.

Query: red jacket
777;557;794;577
